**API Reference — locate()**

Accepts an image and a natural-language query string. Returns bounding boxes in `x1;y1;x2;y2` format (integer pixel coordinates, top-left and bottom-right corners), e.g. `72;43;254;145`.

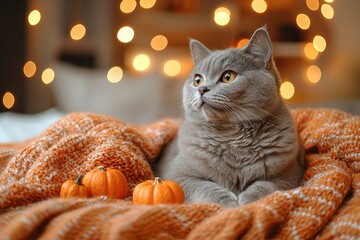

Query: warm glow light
296;14;311;30
306;0;319;11
28;10;41;26
307;65;321;83
280;81;295;100
133;54;150;71
120;0;137;13
151;35;168;51
41;68;55;84
321;4;334;19
163;60;181;77
140;0;156;9
23;61;37;78
214;7;231;26
304;42;318;60
251;0;267;14
107;66;123;83
324;0;334;3
313;35;327;52
117;26;135;43
70;24;86;40
237;39;249;48
3;92;15;109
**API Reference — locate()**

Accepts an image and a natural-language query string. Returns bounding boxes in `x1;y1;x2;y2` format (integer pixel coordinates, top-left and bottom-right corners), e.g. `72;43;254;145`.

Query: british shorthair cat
156;27;305;207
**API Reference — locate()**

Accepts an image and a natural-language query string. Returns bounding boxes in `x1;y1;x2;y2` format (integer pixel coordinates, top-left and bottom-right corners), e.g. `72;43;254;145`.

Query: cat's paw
238;191;259;206
218;192;239;208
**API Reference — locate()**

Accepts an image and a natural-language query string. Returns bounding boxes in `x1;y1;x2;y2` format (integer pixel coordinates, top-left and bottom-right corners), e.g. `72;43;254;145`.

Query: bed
0;107;359;239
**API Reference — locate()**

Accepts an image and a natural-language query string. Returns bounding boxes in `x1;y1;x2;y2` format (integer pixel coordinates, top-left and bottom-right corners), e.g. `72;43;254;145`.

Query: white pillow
52;62;184;124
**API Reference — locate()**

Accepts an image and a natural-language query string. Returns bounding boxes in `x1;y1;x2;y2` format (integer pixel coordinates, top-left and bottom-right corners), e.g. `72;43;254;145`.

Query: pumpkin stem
154;177;163;185
75;174;83;185
98;166;106;171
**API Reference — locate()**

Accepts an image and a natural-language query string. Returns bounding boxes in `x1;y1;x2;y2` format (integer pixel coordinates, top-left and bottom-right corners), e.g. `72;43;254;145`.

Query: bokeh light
163;60;181;77
151;35;168;51
107;66;123;83
304;42;318;60
120;0;137;13
23;61;37;78
117;26;135;43
307;65;322;83
70;24;86;40
280;81;295;100
140;0;156;9
237;39;249;48
28;10;41;26
306;0;319;11
296;14;311;30
321;4;334;19
313;35;327;52
133;54;150;71
251;0;267;14
214;7;231;26
3;92;15;109
41;68;55;84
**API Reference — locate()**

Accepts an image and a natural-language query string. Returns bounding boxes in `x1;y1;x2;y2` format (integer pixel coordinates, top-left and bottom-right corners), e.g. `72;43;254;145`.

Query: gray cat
156;27;305;208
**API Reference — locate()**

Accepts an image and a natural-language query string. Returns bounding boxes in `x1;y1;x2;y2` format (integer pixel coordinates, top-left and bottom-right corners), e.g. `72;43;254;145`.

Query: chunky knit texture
0;109;359;240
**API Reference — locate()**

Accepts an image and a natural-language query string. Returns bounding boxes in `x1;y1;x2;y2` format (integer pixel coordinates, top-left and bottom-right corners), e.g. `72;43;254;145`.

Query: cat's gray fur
155;27;305;207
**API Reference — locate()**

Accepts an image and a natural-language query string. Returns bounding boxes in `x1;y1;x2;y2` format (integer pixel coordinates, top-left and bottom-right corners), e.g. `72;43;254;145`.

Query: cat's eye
193;74;204;87
221;71;237;83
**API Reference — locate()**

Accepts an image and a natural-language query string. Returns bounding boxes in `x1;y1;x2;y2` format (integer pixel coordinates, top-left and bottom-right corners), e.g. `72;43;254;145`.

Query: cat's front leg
179;177;238;208
238;180;281;205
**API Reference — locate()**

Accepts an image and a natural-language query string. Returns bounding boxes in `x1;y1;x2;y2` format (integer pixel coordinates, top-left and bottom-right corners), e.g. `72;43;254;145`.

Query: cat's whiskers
223;104;256;129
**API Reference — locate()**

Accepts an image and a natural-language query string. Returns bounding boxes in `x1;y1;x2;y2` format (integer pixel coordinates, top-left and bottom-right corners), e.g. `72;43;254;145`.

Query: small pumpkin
82;166;128;199
132;177;184;205
60;174;88;198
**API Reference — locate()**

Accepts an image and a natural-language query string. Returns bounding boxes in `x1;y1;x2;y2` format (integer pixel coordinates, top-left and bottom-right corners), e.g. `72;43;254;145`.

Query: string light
237;39;249;48
120;0;137;14
324;0;334;3
23;61;37;78
313;35;326;52
163;60;181;77
306;0;319;11
133;54;150;71
213;7;231;26
251;0;267;14
107;66;123;83
321;4;334;19
70;24;86;40
117;26;135;43
304;42;318;60
41;68;55;84
151;35;168;51
2;92;15;109
307;65;321;83
280;81;295;100
140;0;156;9
296;14;311;30
28;10;41;26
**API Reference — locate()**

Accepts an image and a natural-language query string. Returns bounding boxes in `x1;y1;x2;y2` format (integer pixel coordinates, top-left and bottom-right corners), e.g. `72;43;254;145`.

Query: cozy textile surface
0;109;359;239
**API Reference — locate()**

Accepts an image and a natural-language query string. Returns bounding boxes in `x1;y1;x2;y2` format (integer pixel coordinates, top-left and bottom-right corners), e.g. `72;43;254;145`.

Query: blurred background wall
1;0;359;124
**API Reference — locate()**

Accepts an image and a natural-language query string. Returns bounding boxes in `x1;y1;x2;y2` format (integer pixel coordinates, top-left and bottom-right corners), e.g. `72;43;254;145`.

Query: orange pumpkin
60;174;88;198
132;177;184;205
82;166;128;199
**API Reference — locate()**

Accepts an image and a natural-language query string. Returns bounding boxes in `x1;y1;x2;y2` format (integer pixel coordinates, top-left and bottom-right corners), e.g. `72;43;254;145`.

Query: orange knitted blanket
0;109;359;239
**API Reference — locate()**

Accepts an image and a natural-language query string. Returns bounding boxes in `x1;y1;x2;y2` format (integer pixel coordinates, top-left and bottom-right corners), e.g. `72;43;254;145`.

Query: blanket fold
0;109;359;239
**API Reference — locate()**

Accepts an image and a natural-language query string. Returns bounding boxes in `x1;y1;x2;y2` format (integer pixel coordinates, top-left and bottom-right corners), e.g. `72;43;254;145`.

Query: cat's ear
245;27;272;65
189;39;211;64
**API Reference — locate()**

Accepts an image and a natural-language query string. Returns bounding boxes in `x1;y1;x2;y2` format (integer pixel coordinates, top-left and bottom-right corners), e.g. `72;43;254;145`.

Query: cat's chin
201;104;228;122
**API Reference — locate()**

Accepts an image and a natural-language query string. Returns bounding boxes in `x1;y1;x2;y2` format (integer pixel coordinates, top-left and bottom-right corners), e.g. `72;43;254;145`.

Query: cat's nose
198;86;209;95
